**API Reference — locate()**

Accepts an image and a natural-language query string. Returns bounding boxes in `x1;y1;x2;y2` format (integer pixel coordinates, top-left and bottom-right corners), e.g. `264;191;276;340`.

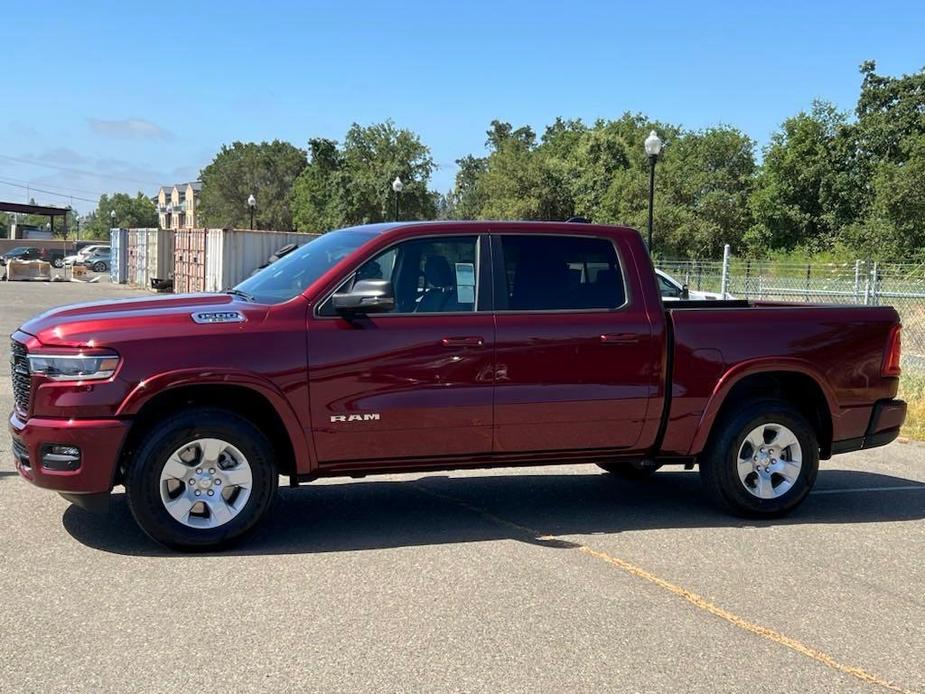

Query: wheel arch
690;362;835;459
116;378;310;484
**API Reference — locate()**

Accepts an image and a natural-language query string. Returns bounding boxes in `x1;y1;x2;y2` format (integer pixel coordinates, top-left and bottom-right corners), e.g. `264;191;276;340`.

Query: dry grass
899;370;925;440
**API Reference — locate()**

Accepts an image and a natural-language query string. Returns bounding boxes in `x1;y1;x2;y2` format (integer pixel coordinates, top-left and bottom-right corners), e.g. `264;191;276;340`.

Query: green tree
856;60;925;165
449;114;753;257
447;154;488;219
340;120;436;224
843;134;925;257
656;126;755;257
476;121;546;219
290;120;436;230
745;102;851;253
290;138;345;232
199;140;307;230
837;62;925;259
81;193;158;239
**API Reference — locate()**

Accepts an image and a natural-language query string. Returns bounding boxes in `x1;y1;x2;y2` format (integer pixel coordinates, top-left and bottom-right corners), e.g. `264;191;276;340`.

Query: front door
492;233;659;454
308;234;495;464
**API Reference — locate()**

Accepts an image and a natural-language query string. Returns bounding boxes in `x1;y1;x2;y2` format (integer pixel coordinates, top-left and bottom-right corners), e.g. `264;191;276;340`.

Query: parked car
64;244;110;267
1;246;64;268
656;268;730;301
79;247;111;272
9;221;906;550
1;246;37;265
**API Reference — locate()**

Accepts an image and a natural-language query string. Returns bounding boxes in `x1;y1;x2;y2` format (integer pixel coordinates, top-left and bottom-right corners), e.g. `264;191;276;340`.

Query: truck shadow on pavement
62;468;925;557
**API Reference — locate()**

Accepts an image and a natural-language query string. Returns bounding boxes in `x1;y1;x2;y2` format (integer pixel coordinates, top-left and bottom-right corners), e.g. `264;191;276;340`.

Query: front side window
321;235;479;315
499;235;625;311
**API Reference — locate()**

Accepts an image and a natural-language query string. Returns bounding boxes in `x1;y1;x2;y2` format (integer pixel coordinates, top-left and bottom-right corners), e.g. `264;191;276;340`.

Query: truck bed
658;301;901;457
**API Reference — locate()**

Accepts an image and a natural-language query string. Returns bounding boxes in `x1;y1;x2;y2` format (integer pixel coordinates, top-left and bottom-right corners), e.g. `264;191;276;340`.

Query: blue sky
2;0;924;214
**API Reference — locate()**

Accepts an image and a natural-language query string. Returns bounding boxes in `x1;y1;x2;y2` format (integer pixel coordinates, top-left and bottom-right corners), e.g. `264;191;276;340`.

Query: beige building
155;182;202;230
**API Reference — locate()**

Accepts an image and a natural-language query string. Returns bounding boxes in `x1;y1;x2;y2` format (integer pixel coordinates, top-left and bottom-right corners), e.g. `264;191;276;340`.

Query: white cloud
87;118;172;140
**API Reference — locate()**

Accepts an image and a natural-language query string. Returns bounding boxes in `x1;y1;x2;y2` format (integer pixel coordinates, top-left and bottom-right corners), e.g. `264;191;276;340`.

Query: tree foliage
442;62;925;260
81;193;157;239
70;62;925;260
291;120;436;231
447;114;750;257
198;140;307;230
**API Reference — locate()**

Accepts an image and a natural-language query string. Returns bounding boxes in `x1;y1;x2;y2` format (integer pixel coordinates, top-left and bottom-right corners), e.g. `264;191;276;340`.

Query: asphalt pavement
1;280;923;693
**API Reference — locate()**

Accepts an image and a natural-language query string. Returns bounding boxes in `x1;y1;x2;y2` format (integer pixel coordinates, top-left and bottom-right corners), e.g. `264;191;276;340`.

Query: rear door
307;232;495;464
492;232;660;454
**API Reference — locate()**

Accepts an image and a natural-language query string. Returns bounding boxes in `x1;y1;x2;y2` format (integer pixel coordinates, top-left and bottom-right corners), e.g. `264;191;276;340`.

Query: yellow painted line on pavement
576;544;917;694
412;482;919;694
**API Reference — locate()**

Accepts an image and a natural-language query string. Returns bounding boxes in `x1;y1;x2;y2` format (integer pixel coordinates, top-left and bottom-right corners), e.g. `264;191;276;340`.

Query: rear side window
499;235;625;311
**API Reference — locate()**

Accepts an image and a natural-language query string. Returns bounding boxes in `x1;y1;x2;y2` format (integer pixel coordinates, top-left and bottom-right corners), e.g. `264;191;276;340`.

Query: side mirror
680;284;690;300
332;278;395;315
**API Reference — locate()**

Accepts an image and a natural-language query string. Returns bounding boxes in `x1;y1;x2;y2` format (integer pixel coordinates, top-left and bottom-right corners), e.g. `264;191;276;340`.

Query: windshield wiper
224;289;256;302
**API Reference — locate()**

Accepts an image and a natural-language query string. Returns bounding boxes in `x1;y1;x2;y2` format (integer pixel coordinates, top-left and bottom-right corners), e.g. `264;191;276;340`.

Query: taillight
882;325;902;377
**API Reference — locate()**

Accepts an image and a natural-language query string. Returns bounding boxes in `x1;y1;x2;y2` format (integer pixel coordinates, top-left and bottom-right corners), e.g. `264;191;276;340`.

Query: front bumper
831;399;907;455
9;411;130;494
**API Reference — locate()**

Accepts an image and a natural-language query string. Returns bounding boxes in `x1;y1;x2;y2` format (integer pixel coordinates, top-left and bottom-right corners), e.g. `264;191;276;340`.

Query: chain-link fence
659;251;925;371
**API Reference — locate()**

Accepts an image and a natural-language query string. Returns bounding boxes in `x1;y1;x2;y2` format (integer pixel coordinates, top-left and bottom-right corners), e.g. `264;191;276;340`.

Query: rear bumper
9;411;130;494
831;399;906;455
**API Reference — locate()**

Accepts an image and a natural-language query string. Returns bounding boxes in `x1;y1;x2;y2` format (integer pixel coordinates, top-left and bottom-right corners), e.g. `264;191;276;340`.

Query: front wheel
53;258;64;268
699;400;819;517
125;409;278;551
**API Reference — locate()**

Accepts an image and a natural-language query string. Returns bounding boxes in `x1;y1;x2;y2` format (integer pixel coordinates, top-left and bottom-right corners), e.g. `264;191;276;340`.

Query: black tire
699;399;818;517
92;261;107;272
53;257;64;268
597;461;663;480
125;408;278;551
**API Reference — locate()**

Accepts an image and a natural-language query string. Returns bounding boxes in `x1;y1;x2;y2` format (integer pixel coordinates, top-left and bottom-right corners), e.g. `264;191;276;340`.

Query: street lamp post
247;194;256;230
392;177;403;221
110;209;117;230
644;129;663;252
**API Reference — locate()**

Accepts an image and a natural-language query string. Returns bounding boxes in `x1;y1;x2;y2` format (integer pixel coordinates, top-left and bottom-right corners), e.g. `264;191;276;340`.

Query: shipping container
109;228;129;283
174;228;207;294
204;229;318;292
126;228;151;287
145;228;176;290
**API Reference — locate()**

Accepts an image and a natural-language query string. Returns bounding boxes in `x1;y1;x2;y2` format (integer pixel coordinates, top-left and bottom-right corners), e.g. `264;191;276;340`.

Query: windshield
233;228;375;304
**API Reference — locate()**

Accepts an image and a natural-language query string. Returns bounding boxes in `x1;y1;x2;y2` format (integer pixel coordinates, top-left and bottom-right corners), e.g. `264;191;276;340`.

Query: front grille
10;339;31;415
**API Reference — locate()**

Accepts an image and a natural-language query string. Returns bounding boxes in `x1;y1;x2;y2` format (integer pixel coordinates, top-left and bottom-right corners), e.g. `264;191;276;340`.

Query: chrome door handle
441;336;484;348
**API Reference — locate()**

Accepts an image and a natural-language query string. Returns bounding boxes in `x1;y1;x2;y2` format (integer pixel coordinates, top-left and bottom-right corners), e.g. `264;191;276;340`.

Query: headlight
27;352;120;381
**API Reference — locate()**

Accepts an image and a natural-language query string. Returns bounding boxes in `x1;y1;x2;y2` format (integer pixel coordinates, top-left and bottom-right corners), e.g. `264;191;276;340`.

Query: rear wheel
699;399;818;517
597;461;663;480
52;257;64;268
92;261;107;272
125;409;278;551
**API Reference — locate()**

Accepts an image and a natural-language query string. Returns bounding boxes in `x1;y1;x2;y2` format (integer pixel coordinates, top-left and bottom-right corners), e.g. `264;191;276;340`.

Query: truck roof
340;220;639;236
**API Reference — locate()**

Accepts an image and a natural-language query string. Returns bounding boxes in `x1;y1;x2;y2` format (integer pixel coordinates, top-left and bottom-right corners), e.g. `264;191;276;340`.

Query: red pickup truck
9;221;906;550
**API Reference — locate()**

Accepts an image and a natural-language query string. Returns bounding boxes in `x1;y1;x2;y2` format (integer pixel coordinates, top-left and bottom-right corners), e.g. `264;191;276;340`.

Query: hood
19;293;268;348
